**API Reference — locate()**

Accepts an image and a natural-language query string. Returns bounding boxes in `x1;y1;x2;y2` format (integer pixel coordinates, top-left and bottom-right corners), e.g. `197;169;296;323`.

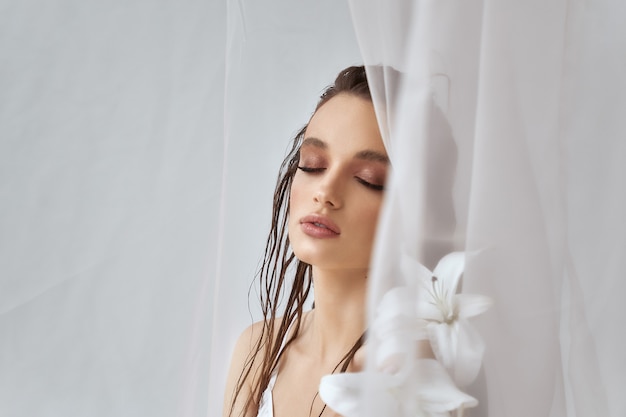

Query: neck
306;266;367;365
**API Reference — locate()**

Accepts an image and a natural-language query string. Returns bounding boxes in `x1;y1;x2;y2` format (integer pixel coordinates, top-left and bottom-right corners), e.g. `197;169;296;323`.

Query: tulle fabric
1;1;624;417
0;1;360;416
348;0;626;416
0;2;227;416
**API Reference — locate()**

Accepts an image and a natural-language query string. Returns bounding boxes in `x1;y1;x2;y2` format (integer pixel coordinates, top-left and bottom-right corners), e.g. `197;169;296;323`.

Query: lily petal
415;293;446;322
451;319;486;386
319;372;400;417
427;322;458;371
318;373;362;417
400;250;434;284
432;251;466;293
375;318;429;369
428;320;486;387
413;359;478;412
454;293;493;319
376;287;414;320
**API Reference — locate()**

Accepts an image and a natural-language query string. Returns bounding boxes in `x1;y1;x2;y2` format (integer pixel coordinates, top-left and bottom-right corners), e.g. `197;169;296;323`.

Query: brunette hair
229;66;371;416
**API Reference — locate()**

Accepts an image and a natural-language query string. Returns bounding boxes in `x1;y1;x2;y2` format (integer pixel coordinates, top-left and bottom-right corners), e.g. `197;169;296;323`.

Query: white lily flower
403;251;493;386
318;251;490;416
319;359;478;417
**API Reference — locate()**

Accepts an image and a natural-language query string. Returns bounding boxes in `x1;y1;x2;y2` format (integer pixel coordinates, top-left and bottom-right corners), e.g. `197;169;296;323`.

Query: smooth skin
223;93;388;417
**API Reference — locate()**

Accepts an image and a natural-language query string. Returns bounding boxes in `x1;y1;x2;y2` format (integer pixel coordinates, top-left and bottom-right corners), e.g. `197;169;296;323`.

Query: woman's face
288;93;388;272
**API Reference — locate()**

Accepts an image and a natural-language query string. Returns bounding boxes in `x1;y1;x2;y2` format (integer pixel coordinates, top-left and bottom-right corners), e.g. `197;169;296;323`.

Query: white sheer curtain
0;1;360;417
2;1;624;417
0;1;226;416
348;0;626;416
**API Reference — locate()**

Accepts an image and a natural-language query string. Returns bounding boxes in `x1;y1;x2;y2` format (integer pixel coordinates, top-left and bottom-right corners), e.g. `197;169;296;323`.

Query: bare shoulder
222;319;275;417
230;321;264;363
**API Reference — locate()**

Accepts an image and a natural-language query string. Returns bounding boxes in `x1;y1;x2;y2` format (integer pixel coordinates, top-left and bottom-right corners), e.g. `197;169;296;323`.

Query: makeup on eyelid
299;147;386;178
297;167;385;190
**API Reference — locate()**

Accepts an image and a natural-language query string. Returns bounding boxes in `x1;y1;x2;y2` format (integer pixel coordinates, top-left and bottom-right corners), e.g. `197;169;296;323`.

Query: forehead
304;94;386;156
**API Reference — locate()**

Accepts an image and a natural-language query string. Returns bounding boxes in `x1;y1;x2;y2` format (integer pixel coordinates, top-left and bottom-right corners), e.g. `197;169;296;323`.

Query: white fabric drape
1;1;360;416
1;1;624;417
1;1;227;416
348;0;625;416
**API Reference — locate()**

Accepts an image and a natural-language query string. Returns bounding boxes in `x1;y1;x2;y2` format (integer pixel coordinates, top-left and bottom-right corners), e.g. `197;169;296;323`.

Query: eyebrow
355;149;389;164
302;137;389;164
301;137;327;149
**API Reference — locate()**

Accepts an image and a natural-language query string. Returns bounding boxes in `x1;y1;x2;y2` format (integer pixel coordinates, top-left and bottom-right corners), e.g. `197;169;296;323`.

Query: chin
291;247;321;266
293;248;367;271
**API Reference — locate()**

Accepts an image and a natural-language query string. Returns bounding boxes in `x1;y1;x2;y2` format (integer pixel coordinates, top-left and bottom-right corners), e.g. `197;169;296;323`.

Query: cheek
289;170;316;209
288;177;304;214
366;205;383;237
288;176;308;232
353;198;383;240
363;193;384;219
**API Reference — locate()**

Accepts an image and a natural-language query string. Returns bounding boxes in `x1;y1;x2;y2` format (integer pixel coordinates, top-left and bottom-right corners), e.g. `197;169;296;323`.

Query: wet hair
229;66;371;416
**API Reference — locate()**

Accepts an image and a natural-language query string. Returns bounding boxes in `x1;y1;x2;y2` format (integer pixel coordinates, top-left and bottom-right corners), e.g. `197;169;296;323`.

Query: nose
314;172;344;209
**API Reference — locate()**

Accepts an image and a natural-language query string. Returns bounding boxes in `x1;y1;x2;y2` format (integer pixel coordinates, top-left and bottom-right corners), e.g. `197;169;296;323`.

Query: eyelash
297;166;384;192
356;178;384;191
297;166;325;174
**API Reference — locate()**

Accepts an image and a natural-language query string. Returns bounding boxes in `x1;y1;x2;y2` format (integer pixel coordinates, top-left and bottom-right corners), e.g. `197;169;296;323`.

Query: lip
299;214;341;238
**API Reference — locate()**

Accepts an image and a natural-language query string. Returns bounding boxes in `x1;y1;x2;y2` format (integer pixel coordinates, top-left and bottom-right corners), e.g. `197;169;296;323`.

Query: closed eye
297;166;325;173
355;177;384;191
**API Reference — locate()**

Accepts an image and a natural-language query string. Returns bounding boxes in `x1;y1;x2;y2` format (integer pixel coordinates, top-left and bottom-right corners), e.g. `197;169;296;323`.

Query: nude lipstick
299;214;341;238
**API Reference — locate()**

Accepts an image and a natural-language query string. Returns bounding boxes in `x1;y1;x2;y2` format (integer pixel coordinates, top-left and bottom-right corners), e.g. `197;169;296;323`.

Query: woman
222;66;388;417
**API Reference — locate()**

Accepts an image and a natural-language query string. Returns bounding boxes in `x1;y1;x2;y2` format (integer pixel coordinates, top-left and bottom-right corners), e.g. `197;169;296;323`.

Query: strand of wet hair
308;332;366;417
